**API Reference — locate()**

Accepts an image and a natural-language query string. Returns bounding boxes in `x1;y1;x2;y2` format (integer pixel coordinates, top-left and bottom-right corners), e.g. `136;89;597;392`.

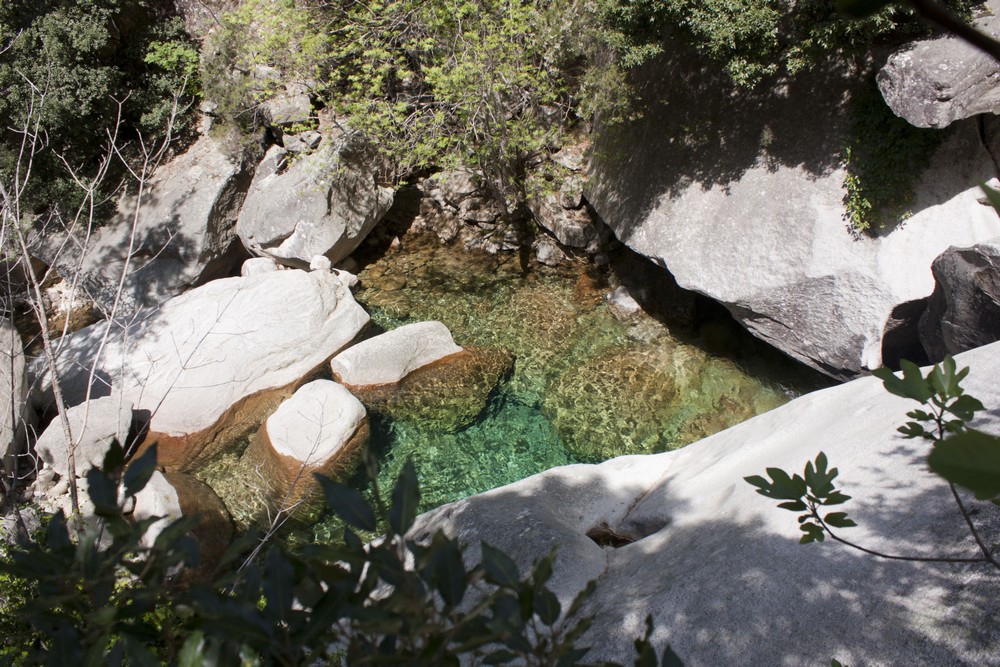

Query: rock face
33;133;255;316
245;380;369;511
417;341;1000;666
0;319;30;471
236;134;394;268
587;55;1000;379
331;321;462;387
31;269;369;472
878;1;1000;128
919;237;1000;360
34;395;133;479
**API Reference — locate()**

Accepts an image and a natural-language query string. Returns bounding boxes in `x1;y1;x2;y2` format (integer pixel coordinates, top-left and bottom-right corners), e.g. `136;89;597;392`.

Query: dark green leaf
123;444;158;498
316;476;377;532
86;467;119;516
484;650;519;664
389;460;419;535
799;522;825;544
947;394;985;422
927;429;1000;500
177;631;206;667
837;0;894;18
776;500;807;512
430;534;467;608
101;439;126;475
534;587;561;626
263;548;295;622
822;491;851;505
823;512;857;529
898;423;925;438
482;542;521;588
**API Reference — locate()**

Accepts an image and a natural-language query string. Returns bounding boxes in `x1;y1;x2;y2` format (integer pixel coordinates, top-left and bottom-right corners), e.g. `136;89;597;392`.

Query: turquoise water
201;232;830;538
315;233;831;529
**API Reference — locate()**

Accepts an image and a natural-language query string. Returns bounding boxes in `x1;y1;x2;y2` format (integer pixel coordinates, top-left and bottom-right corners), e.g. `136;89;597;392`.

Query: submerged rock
332;321;511;431
31;269;370;472
245;380;369;513
418;341;1000;666
133;471;233;582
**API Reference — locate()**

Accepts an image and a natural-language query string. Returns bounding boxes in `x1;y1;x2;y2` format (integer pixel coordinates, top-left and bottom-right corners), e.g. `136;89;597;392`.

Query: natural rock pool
197;231;831;537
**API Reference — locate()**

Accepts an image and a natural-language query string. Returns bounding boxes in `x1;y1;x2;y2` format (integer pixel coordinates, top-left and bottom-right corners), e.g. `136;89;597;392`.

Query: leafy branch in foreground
1;446;683;664
745;355;1000;570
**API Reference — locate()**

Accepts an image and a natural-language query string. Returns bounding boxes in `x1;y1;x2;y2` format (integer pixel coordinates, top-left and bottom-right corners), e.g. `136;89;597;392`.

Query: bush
0;445;682;665
0;0;198;218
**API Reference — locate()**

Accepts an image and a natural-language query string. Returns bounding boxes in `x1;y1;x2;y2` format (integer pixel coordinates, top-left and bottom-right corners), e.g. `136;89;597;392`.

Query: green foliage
0;447;680;664
745;453;854;544
748;355;1000;564
0;0;198;216
841;79;949;234
593;0;976;88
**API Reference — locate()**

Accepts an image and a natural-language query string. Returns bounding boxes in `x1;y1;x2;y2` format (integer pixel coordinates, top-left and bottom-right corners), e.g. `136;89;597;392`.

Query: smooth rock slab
331;321;462;388
34;395;133;479
417;341;1000;666
31;269;370;472
245;380;369;511
1;319;30;472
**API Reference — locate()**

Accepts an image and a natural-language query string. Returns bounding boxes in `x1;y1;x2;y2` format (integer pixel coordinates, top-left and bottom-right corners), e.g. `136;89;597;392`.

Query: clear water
324;234;831;525
200;232;830;538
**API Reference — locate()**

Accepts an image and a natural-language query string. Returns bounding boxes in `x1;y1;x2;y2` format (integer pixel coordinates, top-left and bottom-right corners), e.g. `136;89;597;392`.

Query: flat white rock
331;321;462;387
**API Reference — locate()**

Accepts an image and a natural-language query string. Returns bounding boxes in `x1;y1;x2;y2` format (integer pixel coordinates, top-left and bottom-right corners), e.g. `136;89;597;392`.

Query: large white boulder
330;321;462;388
587;58;1000;380
236;134;394;268
32;133;255;315
34;395;133;479
31;269;369;471
245;380;369;510
417;341;1000;666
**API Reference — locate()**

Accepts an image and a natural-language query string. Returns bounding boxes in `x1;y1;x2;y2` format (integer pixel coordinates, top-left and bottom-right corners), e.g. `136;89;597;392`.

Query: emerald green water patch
344;232;830;518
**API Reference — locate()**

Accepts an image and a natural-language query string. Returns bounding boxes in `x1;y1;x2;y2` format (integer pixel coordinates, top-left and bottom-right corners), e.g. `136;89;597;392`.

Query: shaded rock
172;0;234;39
261;83;313;127
418;341;1000;666
133;470;233;581
31;269;370;472
352;347;513;432
245;380;369;512
331;321;462;387
34;395;133;479
237;134;394;268
878;2;1000;129
0;319;30;472
32;133;256;316
587;53;1000;380
919;238;1000;360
